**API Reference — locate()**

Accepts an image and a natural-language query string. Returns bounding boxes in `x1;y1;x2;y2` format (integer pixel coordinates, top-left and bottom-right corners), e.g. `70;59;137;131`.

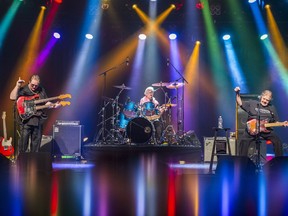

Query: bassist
234;87;288;157
10;75;60;154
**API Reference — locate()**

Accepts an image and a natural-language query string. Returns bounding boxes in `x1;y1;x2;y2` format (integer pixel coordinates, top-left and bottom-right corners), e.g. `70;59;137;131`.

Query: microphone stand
168;61;188;144
255;103;262;172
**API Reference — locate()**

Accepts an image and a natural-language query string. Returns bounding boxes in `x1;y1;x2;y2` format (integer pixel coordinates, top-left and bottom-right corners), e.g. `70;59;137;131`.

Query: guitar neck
2;113;7;141
34;96;60;105
264;122;285;127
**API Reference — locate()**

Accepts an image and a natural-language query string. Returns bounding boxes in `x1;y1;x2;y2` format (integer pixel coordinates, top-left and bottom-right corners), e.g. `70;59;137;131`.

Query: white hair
144;86;154;95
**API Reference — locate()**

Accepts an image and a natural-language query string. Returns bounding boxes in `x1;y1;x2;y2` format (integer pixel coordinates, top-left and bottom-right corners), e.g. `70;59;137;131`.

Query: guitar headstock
59;94;72;100
2;111;6;120
59;101;71;107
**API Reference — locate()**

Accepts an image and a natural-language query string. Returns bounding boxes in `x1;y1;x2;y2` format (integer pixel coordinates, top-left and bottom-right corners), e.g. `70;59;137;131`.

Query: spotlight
53;32;61;39
85;34;93;40
138;34;147;40
222;34;231;40
260;34;268;40
169;33;177;40
196;2;204;10
265;4;270;9
101;0;110;10
196;41;201;45
248;0;257;3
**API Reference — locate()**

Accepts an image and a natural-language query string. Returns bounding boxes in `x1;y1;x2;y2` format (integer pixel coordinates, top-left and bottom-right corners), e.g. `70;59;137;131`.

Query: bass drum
126;117;154;144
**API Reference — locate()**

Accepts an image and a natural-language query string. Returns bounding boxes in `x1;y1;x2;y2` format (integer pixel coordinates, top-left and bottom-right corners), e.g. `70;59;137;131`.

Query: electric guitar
246;118;288;135
17;94;72;120
0;112;14;157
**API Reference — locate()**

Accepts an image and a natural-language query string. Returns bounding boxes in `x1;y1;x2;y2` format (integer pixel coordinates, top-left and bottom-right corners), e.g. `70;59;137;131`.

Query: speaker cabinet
53;125;83;157
204;137;236;162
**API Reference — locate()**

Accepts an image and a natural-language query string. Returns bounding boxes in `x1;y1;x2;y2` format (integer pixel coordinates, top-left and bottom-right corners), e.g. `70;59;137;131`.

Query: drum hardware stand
108;91;125;145
94;101;111;144
167;61;188;144
160;97;177;145
96;59;129;145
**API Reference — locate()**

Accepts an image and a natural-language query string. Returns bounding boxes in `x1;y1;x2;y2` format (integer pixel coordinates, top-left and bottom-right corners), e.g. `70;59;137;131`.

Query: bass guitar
246;118;287;135
17;94;72;120
0;111;14;157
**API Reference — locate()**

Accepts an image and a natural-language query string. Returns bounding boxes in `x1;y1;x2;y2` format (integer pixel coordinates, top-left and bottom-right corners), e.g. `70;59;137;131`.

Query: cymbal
166;82;184;89
152;82;170;87
162;103;177;107
114;84;132;90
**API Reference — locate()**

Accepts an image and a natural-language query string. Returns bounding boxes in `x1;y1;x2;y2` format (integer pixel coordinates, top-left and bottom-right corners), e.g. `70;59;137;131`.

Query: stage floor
1;145;288;216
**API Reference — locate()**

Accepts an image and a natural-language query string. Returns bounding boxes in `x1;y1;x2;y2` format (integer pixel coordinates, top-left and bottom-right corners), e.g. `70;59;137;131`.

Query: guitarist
10;75;61;154
234;86;288;158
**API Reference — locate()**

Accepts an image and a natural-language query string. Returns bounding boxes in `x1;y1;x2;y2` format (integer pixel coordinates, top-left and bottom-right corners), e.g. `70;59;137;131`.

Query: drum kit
94;81;184;145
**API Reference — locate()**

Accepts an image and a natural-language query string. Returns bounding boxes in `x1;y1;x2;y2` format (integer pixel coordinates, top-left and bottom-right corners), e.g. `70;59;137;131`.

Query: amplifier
55;120;80;126
52;125;83;157
204;137;236;162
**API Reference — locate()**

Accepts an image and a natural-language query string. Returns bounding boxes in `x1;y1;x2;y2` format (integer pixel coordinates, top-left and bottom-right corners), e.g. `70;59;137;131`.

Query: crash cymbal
152;82;170;87
166;82;184;89
114;84;132;90
162;103;177;107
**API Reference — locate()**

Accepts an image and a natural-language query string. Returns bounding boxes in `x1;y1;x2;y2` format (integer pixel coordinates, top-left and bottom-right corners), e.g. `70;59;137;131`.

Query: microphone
126;57;129;66
126;96;130;103
166;58;170;66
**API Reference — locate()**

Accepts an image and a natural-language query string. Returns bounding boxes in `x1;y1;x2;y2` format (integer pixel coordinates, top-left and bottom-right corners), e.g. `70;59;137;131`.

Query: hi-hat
114;84;132;90
152;82;170;87
166;82;184;89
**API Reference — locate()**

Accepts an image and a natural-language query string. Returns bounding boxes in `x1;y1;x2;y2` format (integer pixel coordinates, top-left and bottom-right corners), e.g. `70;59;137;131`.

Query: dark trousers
19;124;43;153
239;130;283;157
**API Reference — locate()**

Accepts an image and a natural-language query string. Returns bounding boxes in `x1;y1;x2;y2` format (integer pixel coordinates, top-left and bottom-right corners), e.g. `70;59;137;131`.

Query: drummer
139;86;164;144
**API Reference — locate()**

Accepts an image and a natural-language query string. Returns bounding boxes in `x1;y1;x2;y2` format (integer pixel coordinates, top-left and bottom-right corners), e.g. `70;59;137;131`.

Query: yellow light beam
266;5;288;69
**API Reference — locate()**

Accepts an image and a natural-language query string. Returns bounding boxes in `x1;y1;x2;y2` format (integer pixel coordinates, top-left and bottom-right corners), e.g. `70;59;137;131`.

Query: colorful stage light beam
40;0;61;45
30;34;59;74
2;6;45;133
45;0;104;126
202;0;234;124
262;39;288;94
184;41;200;131
249;1;268;37
223;37;248;93
0;0;22;49
265;4;288;69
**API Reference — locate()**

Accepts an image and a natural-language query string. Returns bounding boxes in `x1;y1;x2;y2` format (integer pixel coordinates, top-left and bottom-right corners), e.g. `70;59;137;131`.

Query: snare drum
142;102;159;116
126;117;154;144
123;101;138;119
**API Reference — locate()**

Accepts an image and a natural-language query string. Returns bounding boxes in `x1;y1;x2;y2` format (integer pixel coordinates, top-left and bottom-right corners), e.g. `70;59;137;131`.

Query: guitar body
0;137;14;157
246;119;287;135
17;96;39;120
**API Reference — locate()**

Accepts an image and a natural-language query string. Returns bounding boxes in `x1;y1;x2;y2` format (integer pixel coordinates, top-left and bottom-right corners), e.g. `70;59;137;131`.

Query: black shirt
241;100;278;123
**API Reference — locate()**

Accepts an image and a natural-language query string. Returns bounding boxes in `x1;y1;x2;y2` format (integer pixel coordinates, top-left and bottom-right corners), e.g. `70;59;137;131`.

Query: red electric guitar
16;94;71;121
0;112;14;157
